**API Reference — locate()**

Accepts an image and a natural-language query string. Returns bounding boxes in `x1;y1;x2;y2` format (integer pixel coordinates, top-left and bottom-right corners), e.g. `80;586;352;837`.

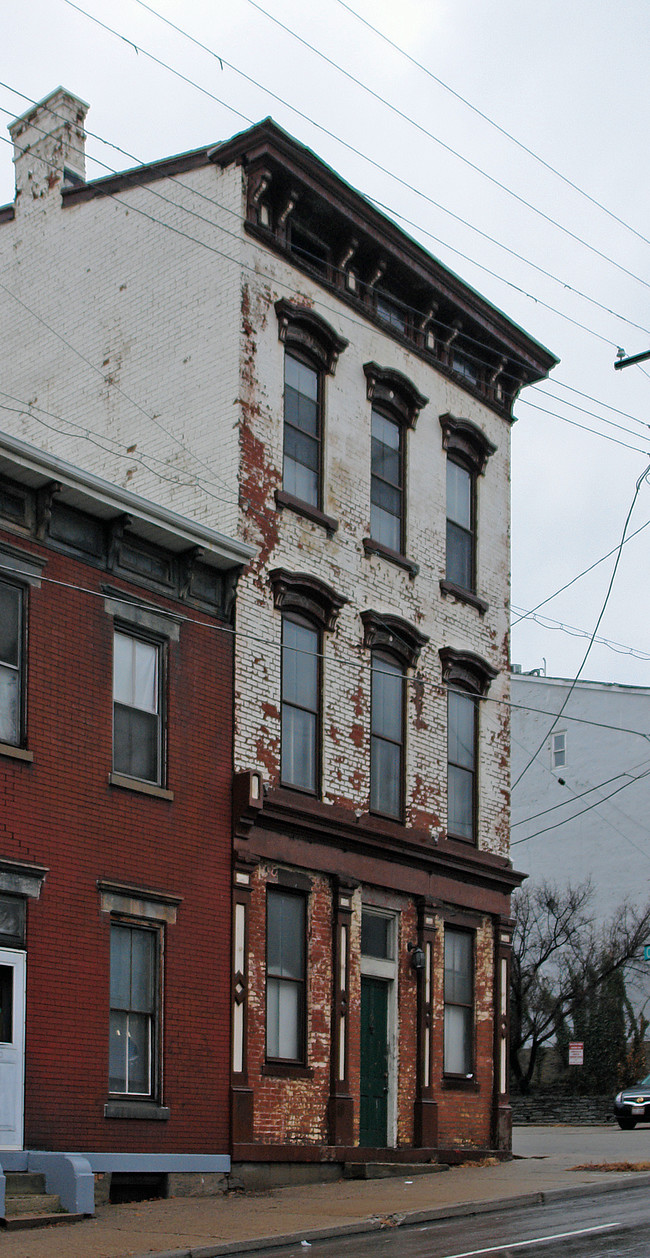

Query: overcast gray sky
2;0;650;687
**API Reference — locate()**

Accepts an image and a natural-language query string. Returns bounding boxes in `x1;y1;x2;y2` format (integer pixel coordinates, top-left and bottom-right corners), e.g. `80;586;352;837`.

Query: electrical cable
330;0;650;253
511;519;650;628
4;81;646;354
130;0;650;299
510;759;650;828
511;764;650;845
511;460;650;792
514;398;650;457
60;0;650;300
511;606;650;663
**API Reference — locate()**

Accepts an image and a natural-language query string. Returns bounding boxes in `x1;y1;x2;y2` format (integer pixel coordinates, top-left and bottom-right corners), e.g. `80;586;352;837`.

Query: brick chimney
8;87;89;207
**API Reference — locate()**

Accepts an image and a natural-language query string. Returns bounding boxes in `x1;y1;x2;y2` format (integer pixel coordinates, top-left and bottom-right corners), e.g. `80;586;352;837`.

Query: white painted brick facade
0;92;518;860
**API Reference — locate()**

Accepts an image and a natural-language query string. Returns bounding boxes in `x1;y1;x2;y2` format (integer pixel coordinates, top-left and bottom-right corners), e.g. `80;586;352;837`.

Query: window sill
0;743;33;763
441;1076;479;1093
363;537;419;577
439;579;488;615
109;773;174;801
104;1100;170;1120
275;490;338;536
445;831;477;847
262;1062;314;1080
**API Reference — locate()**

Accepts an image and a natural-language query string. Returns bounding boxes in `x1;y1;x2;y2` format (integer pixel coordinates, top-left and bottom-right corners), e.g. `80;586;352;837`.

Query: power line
511;764;650;845
329;0;650;253
514;397;650;457
510;757;650;829
512;461;650;792
511;519;650;628
130;0;650;300
2;82;642;380
61;0;650;301
511;605;650;663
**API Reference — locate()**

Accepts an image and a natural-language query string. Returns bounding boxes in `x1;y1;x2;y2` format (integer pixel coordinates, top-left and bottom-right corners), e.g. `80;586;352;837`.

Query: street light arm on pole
614;348;650;370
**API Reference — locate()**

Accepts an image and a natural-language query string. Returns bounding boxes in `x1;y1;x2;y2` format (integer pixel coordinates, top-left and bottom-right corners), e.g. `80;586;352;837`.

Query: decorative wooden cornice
361;609;429;669
363;363;428;428
275;299;348;374
439;412;497;475
269;568;347;633
439;646;498;696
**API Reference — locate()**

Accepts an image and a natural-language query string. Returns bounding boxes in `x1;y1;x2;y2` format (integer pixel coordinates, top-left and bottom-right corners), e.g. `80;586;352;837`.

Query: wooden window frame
443;926;475;1081
369;648;406;823
280;611;322;796
0;578;26;751
112;627;166;788
265;886;307;1067
108;919;162;1102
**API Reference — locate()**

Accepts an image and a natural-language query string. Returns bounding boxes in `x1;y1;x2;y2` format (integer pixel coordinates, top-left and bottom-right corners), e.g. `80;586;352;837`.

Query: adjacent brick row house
0;89;557;1191
0;433;252;1204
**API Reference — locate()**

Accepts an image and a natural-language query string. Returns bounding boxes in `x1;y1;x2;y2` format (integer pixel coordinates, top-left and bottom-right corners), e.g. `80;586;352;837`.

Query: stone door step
2;1210;85;1231
4;1171;47;1195
343;1161;449;1180
4;1192;61;1217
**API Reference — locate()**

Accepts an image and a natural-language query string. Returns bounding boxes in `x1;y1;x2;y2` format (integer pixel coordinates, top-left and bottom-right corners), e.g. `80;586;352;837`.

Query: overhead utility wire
510;605;650;662
517;396;650;451
4;83;644;353
511;460;650;792
539;379;650;431
510;758;650;827
511;765;650;845
331;0;650;250
0;274;240;505
0;121;552;394
61;0;650;300
244;0;650;268
514;398;650;458
511;518;650;627
1;555;648;744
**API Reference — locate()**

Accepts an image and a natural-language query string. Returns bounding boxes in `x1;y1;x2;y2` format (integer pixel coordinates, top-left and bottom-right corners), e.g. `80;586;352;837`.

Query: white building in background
511;672;650;970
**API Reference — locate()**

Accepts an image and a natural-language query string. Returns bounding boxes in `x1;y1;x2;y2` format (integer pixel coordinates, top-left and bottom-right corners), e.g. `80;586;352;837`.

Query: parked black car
614;1076;650;1128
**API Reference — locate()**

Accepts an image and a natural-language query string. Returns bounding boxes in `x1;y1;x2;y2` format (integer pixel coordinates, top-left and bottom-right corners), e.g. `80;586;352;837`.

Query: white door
0;949;25;1150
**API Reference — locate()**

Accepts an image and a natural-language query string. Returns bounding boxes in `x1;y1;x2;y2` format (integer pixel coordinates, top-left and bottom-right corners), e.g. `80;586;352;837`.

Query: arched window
363;364;427;565
439;647;497;844
362;610;428;820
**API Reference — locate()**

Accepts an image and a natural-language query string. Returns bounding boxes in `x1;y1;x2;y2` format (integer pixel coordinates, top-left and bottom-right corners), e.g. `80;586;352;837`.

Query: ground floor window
444;928;474;1076
109;922;159;1096
266;889;306;1063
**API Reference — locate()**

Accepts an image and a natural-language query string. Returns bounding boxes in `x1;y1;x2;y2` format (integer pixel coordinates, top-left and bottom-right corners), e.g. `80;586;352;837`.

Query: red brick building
0;433;252;1207
0;93;558;1187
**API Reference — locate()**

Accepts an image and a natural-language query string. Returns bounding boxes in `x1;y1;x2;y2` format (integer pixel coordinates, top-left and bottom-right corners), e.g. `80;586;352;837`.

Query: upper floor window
266;888;306;1063
271;568;346;797
371;409;403;553
439;647;498;845
440;414;496;602
446;458;474;592
283;352;321;508
364;364;427;565
281;614;320;793
109;922;159;1097
0;580;23;747
362;610;428;824
551;730;566;769
276;300;348;517
370;651;405;820
113;630;163;785
444;928;474;1076
447;688;477;842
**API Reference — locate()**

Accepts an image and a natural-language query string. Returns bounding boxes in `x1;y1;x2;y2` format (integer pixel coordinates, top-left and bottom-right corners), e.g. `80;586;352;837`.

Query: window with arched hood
439;647;498;844
363;611;428;821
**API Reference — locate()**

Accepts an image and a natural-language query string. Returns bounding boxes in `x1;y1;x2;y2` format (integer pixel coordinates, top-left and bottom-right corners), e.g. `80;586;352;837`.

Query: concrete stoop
1;1171;83;1231
343;1161;450;1180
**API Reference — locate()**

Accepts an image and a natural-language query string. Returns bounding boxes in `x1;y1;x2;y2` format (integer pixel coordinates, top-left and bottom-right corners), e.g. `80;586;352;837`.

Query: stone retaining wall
511;1095;615;1125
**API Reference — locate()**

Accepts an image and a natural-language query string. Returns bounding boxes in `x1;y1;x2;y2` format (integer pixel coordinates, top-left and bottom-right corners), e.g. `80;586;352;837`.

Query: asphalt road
270;1184;650;1258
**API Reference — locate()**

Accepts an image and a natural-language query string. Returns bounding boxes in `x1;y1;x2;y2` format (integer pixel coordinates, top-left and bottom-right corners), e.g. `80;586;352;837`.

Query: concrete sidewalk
4;1127;650;1258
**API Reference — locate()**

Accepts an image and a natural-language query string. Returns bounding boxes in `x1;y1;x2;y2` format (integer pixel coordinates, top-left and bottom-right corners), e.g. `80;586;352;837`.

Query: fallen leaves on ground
569;1161;650;1172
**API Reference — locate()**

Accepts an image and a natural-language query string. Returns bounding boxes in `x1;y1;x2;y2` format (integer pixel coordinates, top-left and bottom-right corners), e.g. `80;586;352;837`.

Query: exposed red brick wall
1;530;233;1152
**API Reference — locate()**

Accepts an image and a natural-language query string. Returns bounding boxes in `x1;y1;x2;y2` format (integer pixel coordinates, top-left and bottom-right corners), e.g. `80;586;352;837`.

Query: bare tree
510;879;650;1093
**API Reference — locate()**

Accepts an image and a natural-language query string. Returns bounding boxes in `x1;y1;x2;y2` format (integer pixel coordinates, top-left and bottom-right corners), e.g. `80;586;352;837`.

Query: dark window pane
371;411;402;549
370;736;401;817
444;1004;473;1073
284;424;319;472
0;584;20;666
446;520;473;589
131;930;155;1013
109;1009;127;1091
284;354;320;507
267;892;305;979
110;925;157;1096
371;658;403;742
114;704;159;782
282;705;316;790
448;691;475;771
361;913;391;959
0;966;13;1043
0;669;19;745
445;931;473;1003
110;925;132;1008
448;764;474;839
266;978;301;1058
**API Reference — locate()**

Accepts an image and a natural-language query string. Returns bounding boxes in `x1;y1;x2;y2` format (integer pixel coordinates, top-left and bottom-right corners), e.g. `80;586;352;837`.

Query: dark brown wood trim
441;1077;480;1092
439;579;489;615
261;1062;314;1079
62;146;213;205
362;537;419;577
275;489;338;535
0;204;15;224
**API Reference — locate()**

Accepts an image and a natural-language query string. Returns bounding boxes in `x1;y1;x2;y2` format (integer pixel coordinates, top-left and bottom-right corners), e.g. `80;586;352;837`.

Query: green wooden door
360;976;389;1147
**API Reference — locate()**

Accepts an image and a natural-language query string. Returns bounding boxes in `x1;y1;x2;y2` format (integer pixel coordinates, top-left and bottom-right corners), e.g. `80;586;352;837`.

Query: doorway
0;948;25;1150
360;975;389;1145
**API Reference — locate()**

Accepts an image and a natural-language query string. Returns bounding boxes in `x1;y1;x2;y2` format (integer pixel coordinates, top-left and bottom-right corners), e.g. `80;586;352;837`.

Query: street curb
129;1172;650;1258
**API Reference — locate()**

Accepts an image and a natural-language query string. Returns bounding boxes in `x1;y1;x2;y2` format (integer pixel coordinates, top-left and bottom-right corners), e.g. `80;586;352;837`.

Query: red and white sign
568;1041;584;1066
